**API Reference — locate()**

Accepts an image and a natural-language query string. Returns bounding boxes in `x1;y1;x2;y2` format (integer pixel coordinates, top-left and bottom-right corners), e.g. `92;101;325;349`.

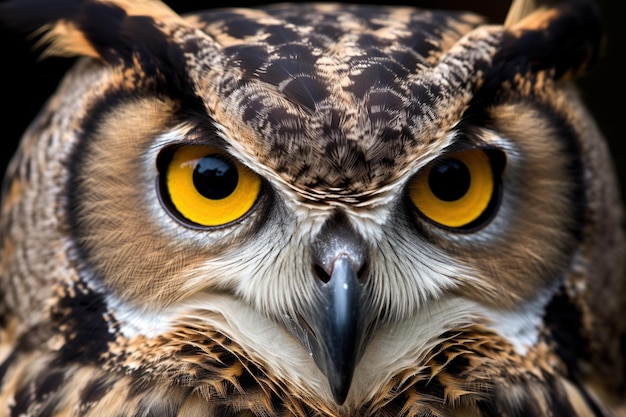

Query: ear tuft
0;0;182;62
499;0;603;81
504;0;538;27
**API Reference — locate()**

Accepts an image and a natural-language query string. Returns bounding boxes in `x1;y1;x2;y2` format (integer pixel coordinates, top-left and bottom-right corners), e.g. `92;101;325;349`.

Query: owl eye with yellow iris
408;149;503;230
159;145;262;227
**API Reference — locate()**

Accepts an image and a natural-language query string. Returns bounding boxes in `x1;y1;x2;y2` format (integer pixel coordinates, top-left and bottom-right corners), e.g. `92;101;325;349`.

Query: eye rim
407;148;504;233
156;144;264;229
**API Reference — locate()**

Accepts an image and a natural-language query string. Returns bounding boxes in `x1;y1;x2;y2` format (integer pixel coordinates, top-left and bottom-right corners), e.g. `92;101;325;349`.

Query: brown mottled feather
0;0;624;416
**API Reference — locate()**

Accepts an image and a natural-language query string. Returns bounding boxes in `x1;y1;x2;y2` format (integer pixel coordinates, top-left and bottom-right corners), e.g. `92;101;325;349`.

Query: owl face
1;0;624;414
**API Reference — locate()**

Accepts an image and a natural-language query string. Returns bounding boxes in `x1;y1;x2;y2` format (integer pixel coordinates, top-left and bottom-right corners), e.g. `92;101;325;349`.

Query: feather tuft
0;0;181;61
504;0;538;27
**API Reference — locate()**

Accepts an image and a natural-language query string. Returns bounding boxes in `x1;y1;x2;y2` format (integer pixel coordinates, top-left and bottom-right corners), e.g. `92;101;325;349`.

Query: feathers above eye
0;0;603;86
1;0;624;415
0;0;604;88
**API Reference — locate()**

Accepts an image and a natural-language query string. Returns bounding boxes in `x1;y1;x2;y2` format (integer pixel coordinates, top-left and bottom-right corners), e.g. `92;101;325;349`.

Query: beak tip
328;372;352;405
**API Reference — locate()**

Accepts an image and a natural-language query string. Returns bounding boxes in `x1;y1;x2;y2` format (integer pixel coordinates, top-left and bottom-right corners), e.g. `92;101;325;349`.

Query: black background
1;0;624;197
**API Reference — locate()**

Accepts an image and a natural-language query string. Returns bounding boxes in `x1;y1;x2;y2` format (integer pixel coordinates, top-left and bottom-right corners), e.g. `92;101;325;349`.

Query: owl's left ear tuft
0;0;183;63
498;0;604;81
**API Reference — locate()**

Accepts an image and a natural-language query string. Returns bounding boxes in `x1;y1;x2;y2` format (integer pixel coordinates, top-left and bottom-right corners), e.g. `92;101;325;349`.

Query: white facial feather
106;288;553;406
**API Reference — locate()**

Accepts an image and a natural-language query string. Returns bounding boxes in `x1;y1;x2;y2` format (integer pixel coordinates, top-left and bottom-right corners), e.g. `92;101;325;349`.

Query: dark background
1;0;624;197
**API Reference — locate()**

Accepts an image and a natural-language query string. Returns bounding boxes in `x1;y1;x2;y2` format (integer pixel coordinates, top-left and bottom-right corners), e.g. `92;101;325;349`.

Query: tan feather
504;0;539;27
34;0;181;60
35;22;100;59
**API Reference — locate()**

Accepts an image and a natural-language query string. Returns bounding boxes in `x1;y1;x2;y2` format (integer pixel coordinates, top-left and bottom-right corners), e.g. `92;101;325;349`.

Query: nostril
313;264;331;283
313;257;368;284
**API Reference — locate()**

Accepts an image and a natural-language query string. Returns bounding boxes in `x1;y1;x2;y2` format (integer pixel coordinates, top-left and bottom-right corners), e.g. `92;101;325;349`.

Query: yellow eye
408;149;500;229
162;145;261;227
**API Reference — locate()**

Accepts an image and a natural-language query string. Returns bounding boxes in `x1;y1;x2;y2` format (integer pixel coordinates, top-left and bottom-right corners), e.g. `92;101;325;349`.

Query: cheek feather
1;0;623;414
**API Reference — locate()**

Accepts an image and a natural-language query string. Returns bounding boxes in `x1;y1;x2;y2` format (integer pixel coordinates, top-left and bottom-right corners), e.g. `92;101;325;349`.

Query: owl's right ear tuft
1;0;100;59
0;0;183;63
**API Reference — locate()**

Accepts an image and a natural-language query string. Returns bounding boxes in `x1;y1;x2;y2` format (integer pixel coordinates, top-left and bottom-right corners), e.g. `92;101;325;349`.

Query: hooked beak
282;212;374;405
310;255;366;404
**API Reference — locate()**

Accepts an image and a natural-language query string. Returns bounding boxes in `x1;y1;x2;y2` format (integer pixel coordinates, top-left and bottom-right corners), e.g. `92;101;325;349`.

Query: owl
0;0;624;416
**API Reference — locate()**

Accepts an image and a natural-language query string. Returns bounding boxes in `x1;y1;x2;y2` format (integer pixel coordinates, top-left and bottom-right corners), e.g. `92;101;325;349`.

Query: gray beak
282;212;373;405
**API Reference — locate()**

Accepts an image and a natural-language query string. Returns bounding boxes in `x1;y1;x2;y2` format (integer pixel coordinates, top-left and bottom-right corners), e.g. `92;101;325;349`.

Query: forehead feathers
1;0;603;201
190;4;485;200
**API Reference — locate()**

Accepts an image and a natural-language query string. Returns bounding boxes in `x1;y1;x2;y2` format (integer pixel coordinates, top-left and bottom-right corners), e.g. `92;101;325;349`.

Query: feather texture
0;1;623;416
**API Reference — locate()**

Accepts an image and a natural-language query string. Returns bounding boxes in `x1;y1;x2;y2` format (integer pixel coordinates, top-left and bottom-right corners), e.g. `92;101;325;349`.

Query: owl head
1;0;624;412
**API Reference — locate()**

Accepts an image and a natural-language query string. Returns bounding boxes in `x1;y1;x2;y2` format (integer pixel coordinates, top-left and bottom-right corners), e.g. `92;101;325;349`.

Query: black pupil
428;158;470;202
193;154;238;200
